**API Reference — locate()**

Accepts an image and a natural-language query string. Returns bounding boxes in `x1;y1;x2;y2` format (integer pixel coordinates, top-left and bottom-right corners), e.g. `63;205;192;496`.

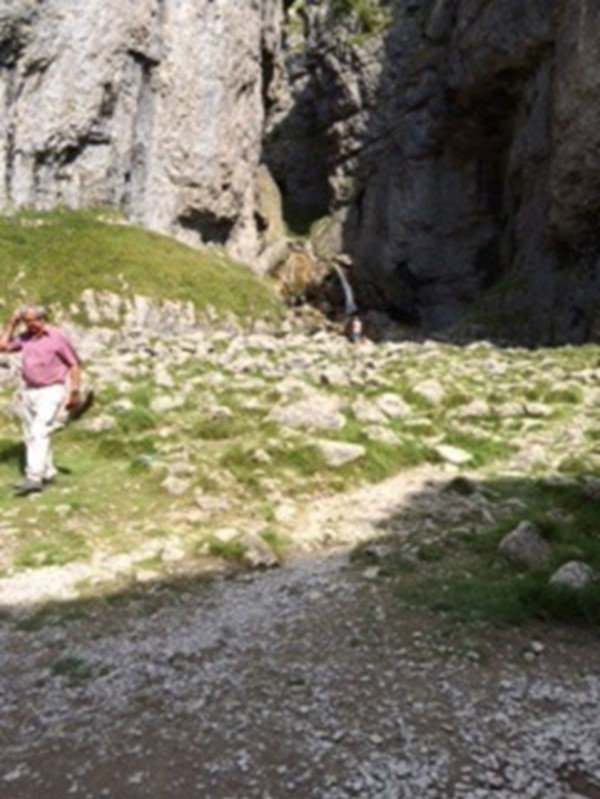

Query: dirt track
1;469;600;799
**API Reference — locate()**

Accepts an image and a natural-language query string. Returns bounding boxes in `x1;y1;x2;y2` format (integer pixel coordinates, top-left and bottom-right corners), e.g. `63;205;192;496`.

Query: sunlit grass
0;208;282;322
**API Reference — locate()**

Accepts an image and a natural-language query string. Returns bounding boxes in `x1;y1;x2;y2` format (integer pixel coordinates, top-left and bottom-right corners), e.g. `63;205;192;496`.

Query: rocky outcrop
267;0;600;344
2;0;600;343
0;0;282;260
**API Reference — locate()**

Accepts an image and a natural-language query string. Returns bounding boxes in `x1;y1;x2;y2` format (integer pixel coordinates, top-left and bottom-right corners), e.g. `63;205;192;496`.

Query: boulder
498;521;551;570
549;561;595;591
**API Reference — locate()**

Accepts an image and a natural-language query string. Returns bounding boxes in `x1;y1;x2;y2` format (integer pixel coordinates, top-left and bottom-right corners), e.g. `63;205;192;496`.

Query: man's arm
65;363;82;409
0;311;22;351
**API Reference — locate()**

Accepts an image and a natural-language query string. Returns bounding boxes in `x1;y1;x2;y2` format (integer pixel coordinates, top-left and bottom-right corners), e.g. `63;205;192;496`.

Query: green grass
0;417;176;571
14;528;91;568
0;208;282;322
259;528;290;560
207;536;247;563
418;571;600;627
411;571;598;627
190;415;251;441
439;429;514;467
219;441;326;494
330;0;392;35
0;245;598;626
359;476;600;628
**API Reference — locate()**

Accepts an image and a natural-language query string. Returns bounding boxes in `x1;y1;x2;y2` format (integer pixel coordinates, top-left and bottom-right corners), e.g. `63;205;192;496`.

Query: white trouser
19;383;67;482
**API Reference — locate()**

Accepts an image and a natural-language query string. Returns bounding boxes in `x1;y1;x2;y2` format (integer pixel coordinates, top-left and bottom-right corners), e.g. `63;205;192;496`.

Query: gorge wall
268;0;600;343
0;0;281;259
1;0;600;344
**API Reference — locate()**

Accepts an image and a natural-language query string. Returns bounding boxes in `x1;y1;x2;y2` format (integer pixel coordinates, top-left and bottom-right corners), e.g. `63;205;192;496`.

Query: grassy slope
0;209;283;582
1;210;600;630
0;209;281;321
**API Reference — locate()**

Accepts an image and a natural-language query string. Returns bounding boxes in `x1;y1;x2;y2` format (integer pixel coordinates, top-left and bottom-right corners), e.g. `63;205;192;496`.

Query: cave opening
446;69;527;292
177;208;234;246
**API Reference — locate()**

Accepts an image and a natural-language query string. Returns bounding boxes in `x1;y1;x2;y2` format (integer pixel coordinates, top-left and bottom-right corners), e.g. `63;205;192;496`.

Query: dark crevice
442;69;533;303
263;16;334;235
0;34;25;68
475;237;504;290
22;56;51;78
445;72;524;161
4;126;15;199
123;50;157;213
177;209;235;246
99;82;118;118
50;143;83;167
128;49;161;71
260;42;276;114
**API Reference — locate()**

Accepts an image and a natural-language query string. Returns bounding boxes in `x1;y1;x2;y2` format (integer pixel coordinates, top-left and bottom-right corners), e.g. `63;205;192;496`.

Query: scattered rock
193;492;230;517
434;444;473;466
524;402;553;418
241;533;280;569
79;414;117;433
375;393;411;419
549;561;595;590
316;440;366;468
267;395;345;431
412;380;445;405
161;476;192;497
150;395;186;413
351;397;388;425
213;527;240;543
498;521;551;570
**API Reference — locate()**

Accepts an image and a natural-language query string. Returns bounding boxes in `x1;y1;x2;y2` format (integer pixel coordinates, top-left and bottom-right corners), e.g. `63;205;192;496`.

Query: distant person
344;312;363;343
0;305;93;495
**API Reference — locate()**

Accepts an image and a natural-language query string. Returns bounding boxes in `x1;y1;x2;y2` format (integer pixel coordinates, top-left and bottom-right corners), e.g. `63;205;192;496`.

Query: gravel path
1;538;600;799
1;466;600;798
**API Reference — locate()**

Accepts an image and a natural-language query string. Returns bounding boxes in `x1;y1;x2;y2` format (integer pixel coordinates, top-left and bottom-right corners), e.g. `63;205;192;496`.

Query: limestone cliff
2;0;600;344
268;0;600;344
0;0;281;260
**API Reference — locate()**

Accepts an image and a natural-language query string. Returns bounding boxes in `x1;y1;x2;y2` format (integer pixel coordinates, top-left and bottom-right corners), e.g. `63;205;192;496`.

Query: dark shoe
68;388;95;422
13;478;43;496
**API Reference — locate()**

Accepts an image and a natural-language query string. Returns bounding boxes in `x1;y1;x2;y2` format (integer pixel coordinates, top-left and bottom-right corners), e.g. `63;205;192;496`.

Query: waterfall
332;263;357;316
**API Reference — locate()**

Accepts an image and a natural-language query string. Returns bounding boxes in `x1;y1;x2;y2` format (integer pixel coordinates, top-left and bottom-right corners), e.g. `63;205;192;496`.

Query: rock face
0;0;282;260
2;0;600;343
267;0;600;344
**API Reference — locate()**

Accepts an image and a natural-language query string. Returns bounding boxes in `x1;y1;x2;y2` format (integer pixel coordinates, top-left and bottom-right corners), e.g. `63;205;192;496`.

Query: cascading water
331;262;358;316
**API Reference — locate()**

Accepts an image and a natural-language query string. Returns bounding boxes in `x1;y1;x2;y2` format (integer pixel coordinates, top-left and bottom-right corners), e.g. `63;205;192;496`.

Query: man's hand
0;311;21;351
65;388;81;410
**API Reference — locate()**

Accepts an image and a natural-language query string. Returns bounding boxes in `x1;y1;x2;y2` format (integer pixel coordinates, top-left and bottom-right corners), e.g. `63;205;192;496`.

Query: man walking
0;305;90;495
